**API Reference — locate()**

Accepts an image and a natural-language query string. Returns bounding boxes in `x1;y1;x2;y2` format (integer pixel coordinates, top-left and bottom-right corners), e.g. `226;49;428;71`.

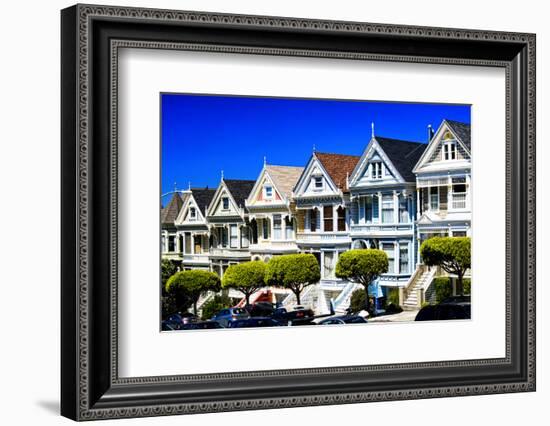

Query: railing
182;254;209;263
281;283;317;309
350;224;413;233
402;264;426;305
209;248;250;258
332;281;360;313
296;232;350;243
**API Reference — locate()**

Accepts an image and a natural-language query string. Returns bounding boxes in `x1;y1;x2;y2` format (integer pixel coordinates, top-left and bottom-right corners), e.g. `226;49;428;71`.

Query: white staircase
402;266;435;310
282;284;318;311
333;282;361;314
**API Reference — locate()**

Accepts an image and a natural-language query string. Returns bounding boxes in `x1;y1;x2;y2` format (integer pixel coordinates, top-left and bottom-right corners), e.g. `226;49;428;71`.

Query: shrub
349;288;367;314
166;270;221;314
201;294;232;320
433;277;452;303
463;278;471;295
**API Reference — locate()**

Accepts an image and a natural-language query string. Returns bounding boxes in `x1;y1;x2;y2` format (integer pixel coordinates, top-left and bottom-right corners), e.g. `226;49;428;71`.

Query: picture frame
61;3;536;421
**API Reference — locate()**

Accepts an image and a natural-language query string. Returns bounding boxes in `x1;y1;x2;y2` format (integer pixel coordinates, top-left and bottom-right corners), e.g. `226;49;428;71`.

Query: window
194;235;202;254
372;195;379;222
371;162;382;179
168;236;175;252
241;226;249;248
285;216;293;239
399;195;409;223
222;197;229;210
365;196;372;223
262;218;269;239
337;206;346;231
323;251;336;279
264;185;273;199
430;187;439;211
229;225;238;248
453;231;467;237
310;208;318;232
381;194;394;223
273;214;282;240
323;205;333;232
189;207;196;219
443;142;457;160
382;242;395;273
221;227;228;247
399;243;409;274
313;176;323;190
452;183;467;209
184;232;191;253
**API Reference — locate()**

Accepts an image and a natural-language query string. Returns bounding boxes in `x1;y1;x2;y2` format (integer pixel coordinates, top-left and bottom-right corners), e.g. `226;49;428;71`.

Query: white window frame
221;196;229;211
443;141;457;161
272;214;282;240
450;183;468;210
429;186;440;212
263;185;273;199
371;162;383;179
381;241;395;274
313;175;324;191
229;224;239;248
189;206;196;220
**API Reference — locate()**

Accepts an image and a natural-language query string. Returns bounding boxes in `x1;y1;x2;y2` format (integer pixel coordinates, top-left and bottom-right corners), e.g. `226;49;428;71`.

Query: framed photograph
61;4;536;421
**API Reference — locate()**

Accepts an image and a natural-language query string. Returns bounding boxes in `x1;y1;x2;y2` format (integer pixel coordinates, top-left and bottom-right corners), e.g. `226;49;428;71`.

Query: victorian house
413;119;471;254
292;151;359;313
161;192;187;263
245;162;304;262
173;187;216;271
206;178;255;278
347;128;426;302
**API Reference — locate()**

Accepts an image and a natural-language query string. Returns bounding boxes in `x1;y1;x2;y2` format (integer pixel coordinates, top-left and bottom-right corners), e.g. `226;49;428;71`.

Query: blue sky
161;93;470;199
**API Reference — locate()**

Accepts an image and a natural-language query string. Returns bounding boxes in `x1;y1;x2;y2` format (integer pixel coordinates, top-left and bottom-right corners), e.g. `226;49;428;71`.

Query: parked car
318;315;368;325
165;312;199;325
180;321;224;330
211;307;250;327
271;307;315;325
226;317;283;328
244;302;276;317
440;295;471;305
415;302;471;321
161;320;182;331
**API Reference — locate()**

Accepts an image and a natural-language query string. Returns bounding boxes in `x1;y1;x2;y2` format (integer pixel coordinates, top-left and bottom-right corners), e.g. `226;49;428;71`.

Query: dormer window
443;141;457;160
264;185;273;199
371;162;382;179
189;207;196;220
313;176;323;190
222;197;229;210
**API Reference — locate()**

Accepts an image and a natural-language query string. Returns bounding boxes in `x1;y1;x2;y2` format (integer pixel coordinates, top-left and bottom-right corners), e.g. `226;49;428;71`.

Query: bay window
381;194;394;223
381;242;395;273
273;214;282;240
323;205;333;232
229;225;238;248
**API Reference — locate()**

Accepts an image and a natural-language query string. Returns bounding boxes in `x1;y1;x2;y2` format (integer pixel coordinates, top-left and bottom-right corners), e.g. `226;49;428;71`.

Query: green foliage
385;288;403;313
463;278;471;295
222;261;267;304
161;258;178;288
349;288;367;314
335;249;388;287
201;294;232;320
165;270;221;314
265;254;320;305
433;277;452;303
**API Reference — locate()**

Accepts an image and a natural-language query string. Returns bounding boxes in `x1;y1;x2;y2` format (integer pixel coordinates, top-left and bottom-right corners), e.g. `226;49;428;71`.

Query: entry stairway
402;265;436;310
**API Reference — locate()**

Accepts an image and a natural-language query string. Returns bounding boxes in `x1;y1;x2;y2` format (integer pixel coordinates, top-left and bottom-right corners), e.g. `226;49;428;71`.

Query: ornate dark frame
61;3;536;421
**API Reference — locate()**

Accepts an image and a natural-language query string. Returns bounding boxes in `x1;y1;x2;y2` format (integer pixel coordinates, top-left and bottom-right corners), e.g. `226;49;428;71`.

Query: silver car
211;308;250;327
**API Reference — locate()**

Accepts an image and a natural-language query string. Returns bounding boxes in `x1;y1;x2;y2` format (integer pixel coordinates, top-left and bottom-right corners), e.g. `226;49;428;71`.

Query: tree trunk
363;286;371;313
193;299;198;316
457;270;464;296
245;292;251;306
294;288;301;305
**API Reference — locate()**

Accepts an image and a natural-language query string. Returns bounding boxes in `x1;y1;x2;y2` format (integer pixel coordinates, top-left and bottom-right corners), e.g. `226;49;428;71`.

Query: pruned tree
335;249;388;313
265;254;320;305
165;270;221;315
420;236;471;295
222;261;267;306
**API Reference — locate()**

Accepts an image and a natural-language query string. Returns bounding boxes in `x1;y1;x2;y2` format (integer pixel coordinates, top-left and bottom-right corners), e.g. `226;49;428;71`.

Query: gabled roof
314;152;360;191
190;188;216;215
375;137;427;182
445;120;471;151
161;192;186;225
265;165;304;198
223;179;255;208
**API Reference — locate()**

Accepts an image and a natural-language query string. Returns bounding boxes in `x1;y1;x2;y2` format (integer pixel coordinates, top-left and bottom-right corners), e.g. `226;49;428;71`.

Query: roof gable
315;152;360;192
207;179;254;218
293;154;339;197
175;188;215;225
247;165;304;207
413;120;471;173
161;192;186;225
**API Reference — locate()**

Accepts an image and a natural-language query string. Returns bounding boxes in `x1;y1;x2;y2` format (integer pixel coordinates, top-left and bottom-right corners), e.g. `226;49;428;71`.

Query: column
416;188;420;217
394;241;399;274
377;192;382;223
281;214;286;240
393;190;399;223
448;176;453;210
466;174;471;211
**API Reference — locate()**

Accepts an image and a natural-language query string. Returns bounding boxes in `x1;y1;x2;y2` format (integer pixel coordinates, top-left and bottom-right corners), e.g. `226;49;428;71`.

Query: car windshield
233;308;246;314
344;316;366;323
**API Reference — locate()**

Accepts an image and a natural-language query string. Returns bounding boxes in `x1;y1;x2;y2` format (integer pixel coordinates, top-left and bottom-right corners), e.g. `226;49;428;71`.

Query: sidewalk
368;309;419;323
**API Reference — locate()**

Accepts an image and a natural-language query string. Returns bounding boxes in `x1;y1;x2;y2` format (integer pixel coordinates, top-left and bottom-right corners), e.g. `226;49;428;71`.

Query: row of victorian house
161;119;472;314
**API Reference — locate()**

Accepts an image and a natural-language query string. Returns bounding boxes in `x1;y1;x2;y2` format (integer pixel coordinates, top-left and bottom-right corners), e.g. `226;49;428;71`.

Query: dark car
161;320;182;331
180;321;224;330
165;312;199;325
226;317;283;328
415;302;471;321
244;302;276;317
271;307;315;325
318;315;367;325
440;295;471;305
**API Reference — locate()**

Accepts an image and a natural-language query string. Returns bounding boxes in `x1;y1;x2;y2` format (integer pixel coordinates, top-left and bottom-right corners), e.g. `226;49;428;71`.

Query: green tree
335;249;388;313
420;237;471;295
349;288;366;314
222;261;267;306
161;258;178;287
265;254;320;305
201;294;232;320
165;270;221;315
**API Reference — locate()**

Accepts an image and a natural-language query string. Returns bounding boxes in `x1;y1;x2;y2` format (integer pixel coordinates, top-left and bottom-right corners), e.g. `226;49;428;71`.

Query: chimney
427;124;434;141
